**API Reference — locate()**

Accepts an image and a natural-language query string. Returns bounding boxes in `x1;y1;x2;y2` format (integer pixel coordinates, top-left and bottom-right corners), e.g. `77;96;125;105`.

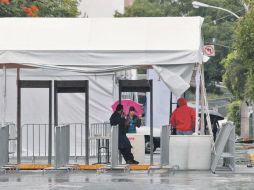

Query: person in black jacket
110;104;139;164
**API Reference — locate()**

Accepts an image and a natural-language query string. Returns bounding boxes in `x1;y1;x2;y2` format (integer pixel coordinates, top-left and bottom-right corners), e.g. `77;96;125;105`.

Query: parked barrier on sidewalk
55;125;70;168
160;125;170;166
0;125;9;167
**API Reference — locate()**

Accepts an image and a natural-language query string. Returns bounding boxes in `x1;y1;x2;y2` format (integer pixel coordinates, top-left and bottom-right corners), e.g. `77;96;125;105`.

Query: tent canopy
0;17;204;96
0;17;203;66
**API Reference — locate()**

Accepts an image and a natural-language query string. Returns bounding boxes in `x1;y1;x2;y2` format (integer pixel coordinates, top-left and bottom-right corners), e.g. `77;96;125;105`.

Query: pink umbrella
111;99;144;116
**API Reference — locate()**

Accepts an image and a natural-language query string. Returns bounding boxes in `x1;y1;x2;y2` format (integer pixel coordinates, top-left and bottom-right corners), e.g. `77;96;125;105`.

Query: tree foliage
0;0;79;17
223;3;254;102
227;100;241;135
116;0;245;93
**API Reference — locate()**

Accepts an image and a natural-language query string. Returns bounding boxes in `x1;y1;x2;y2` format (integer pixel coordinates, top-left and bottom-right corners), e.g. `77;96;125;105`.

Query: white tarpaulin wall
0;68;121;125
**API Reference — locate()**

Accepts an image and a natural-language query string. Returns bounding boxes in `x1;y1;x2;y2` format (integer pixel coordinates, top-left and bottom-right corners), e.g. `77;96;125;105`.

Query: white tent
0;17;206;164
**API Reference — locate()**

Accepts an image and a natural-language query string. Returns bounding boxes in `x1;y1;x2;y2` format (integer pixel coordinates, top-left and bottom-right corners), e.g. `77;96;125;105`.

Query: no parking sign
203;45;215;56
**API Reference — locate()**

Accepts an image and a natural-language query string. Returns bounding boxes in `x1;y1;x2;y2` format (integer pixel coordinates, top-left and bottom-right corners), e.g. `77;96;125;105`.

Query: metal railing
89;122;111;158
19;122;111;163
21;124;49;160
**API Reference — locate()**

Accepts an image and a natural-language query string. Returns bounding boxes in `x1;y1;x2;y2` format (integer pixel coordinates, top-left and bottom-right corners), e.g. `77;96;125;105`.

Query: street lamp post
192;1;240;19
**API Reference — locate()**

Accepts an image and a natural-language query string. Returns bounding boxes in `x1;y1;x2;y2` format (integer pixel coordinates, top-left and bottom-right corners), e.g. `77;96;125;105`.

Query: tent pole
201;64;205;134
85;81;89;164
195;64;201;134
48;82;52;164
1;64;6;127
149;80;153;165
17;68;21;164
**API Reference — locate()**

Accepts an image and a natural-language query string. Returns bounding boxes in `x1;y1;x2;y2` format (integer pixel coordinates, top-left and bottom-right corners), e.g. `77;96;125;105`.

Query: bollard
0;125;9;167
55;125;70;168
160;125;170;166
111;125;119;168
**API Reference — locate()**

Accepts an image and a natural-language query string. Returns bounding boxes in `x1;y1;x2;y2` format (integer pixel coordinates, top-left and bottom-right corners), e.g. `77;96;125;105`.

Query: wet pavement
2;144;254;190
0;170;254;190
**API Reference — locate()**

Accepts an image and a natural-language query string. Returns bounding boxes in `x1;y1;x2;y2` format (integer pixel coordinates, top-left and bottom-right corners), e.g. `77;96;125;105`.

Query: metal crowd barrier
21;124;50;162
55;125;70;168
19;122;111;163
89;122;111;158
0;125;9;167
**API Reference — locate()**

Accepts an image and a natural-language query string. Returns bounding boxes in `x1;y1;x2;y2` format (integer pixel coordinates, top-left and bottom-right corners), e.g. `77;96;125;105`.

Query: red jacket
170;98;196;131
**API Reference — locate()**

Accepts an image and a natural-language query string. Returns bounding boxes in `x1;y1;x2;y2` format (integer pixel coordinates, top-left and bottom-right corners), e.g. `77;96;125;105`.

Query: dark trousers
119;147;134;162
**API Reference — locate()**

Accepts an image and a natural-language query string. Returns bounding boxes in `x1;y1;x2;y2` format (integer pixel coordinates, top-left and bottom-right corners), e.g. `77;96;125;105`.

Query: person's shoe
126;160;139;165
132;160;139;164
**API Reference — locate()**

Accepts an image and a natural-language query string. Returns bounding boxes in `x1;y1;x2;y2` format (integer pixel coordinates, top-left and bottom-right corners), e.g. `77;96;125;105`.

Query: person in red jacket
170;97;196;135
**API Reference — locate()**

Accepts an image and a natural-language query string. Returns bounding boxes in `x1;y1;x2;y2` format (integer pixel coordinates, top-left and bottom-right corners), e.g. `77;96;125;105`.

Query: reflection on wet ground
0;170;254;190
1;143;254;189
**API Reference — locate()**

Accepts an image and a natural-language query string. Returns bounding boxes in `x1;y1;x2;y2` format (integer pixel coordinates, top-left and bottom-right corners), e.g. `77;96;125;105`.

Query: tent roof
0;17;203;66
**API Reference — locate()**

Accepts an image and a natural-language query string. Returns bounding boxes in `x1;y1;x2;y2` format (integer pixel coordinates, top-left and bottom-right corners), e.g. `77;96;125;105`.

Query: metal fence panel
19;122;111;163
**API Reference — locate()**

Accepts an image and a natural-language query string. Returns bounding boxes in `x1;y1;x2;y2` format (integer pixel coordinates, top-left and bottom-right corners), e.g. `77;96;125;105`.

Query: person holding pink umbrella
110;104;139;164
126;106;141;133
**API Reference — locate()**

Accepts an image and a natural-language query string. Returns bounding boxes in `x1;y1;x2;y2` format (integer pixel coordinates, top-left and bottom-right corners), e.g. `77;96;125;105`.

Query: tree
116;0;245;94
223;2;254;102
227;100;241;135
0;0;79;17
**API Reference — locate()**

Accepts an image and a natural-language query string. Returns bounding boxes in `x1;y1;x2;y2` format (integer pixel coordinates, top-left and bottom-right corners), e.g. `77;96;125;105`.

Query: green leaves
227;100;241;135
223;3;254;102
0;0;79;17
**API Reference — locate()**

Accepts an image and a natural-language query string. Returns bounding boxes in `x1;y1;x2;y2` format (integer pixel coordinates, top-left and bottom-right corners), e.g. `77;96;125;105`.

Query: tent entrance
118;80;153;164
17;80;52;164
54;80;89;164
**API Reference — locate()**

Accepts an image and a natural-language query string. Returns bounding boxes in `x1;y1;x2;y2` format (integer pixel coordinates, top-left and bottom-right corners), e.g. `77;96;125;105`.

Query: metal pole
17;74;21;164
48;82;52;164
195;65;201;134
192;1;240;19
54;81;58;165
2;64;6;127
201;64;205;134
85;81;89;164
54;82;58;126
170;92;173;117
149;80;153;165
119;81;122;104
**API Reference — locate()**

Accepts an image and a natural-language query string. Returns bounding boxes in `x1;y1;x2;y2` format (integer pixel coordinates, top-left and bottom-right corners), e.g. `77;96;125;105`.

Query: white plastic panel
169;135;212;170
127;134;145;164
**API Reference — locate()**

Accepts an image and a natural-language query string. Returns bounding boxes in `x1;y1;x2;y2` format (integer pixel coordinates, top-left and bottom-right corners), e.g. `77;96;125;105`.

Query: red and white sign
203;45;215;56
